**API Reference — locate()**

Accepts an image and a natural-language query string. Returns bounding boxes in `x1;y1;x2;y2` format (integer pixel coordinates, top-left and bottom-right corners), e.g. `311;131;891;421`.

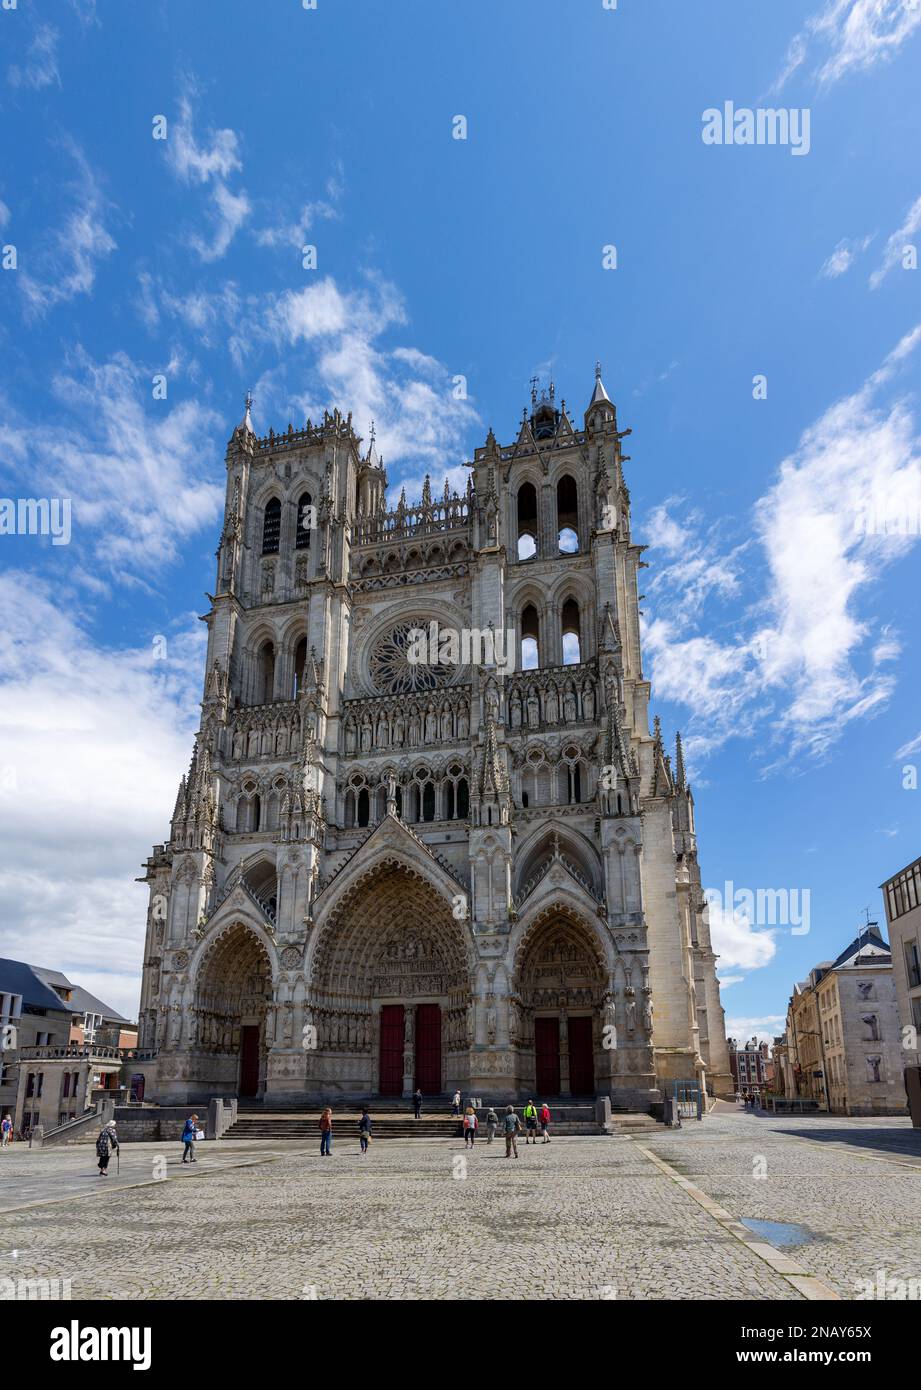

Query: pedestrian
413;1088;423;1119
358;1107;372;1155
319;1106;333;1156
485;1106;499;1144
0;1113;12;1149
181;1113;200;1164
503;1105;521;1159
451;1089;461;1117
463;1105;478;1148
523;1098;538;1144
539;1101;551;1142
95;1120;118;1177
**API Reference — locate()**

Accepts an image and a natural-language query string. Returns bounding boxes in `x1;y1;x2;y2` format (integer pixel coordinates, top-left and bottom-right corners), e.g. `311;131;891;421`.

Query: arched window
446;781;455;820
357;788;370;828
395;785;403;818
517;482;538;561
292;637;308;698
256;641;275;704
561;598;582;665
456;778;469;819
262;497;281;555
521;604;540;670
295;492;313;549
557;475;579;552
422;782;436;822
252;795;261;832
566;762;583;804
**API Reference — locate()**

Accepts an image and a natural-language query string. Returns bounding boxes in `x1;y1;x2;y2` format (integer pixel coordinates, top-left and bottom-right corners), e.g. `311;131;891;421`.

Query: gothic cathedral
138;368;732;1109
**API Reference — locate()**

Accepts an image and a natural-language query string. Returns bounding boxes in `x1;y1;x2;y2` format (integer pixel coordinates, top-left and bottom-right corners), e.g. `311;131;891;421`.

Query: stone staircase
222;1097;661;1141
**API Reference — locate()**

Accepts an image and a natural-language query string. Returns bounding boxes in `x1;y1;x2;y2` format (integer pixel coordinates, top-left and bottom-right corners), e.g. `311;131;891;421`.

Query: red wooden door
414;1004;442;1093
240;1025;260;1097
568;1016;595;1095
378;1005;405;1095
535;1017;561;1095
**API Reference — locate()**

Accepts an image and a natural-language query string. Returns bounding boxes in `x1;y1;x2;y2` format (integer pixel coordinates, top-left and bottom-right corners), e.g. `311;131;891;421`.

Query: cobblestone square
2;1110;920;1301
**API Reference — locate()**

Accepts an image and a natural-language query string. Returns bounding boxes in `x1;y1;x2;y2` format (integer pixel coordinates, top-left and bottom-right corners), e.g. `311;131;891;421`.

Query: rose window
369;619;456;695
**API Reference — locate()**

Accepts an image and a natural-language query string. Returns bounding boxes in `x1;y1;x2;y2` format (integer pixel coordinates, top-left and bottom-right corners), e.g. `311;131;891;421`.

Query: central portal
309;857;470;1099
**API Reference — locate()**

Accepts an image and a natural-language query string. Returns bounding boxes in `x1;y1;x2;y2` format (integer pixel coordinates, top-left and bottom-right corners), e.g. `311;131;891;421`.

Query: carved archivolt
310;857;474;1007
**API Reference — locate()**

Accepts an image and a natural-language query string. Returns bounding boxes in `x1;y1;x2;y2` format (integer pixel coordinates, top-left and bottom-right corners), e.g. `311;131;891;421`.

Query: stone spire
675;732;687;791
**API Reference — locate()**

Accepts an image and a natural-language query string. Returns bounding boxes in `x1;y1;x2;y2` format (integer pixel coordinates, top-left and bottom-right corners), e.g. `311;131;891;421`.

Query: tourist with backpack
484;1106;499;1143
463;1105;478;1147
95;1120;118;1176
319;1106;333;1156
451;1089;461;1116
358;1107;372;1155
503;1105;522;1159
413;1088;423;1119
0;1113;12;1149
539;1102;551;1142
523;1099;539;1144
181;1113;200;1163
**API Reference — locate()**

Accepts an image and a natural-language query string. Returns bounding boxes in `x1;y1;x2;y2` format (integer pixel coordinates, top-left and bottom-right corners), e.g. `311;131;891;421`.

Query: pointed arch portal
310;859;472;1097
192;924;273;1098
515;910;606;1097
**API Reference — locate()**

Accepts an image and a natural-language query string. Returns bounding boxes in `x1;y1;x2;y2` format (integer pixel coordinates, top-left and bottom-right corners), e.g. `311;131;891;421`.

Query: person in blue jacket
181;1113;200;1164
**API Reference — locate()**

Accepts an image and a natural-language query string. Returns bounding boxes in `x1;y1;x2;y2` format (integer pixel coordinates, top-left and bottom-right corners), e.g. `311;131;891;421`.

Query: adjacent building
784;926;906;1116
880;854;921;1073
0;958;137;1135
728;1037;770;1097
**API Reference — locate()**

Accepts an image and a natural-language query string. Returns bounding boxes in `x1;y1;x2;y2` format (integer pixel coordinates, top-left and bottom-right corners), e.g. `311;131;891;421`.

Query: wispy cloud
820;233;874;278
255;166;344;250
17;141;116;318
869;193;921;288
0;349;224;585
772;0;921;92
7;22;60;91
164;88;251;261
644;327;921;768
895;730;921;759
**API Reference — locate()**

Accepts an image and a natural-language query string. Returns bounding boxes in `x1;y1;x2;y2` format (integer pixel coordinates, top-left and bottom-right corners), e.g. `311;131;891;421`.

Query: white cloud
820;233;874;278
725;1016;786;1046
644;327;921;767
0;349;224;584
708;902;778;972
166;93;242;186
869;193;921;288
17;142;116;318
7;22;60;91
0;574;203;1021
895;730;921;759
773;0;921;91
164;90;250;261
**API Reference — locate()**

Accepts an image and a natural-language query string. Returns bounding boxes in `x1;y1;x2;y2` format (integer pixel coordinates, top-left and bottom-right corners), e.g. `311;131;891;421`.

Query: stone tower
138;370;732;1107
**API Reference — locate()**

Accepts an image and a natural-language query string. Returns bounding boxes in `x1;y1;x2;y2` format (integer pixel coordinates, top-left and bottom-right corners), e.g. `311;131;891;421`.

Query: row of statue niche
313;1012;373;1051
508;677;596;729
345;698;470;753
230;713;301;760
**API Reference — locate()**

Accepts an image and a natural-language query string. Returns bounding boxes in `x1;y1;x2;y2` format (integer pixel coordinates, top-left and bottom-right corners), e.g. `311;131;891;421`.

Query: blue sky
0;0;919;1028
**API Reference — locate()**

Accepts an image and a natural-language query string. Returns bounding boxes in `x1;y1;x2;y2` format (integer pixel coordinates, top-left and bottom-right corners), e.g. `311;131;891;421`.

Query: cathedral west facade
137;369;732;1109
